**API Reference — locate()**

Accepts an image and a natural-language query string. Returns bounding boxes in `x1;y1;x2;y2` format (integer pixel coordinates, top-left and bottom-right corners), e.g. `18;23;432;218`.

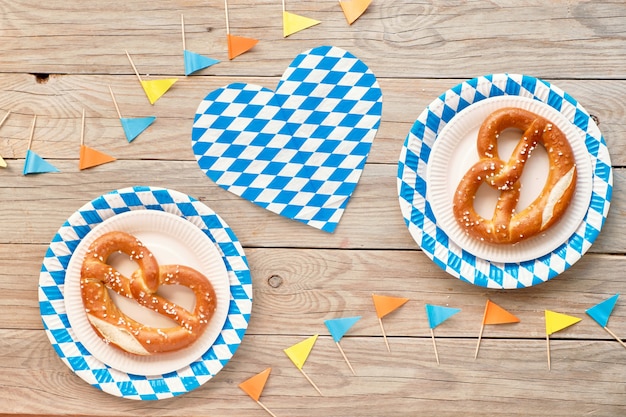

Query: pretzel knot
80;231;217;355
452;107;577;244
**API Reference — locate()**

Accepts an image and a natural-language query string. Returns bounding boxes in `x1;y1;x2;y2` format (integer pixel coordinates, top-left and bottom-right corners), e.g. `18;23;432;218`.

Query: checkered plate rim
38;186;252;400
397;73;613;289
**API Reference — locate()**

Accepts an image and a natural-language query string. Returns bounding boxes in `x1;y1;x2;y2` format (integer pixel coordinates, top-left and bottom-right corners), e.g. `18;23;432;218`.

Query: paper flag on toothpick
139;79;178;105
587;294;619;328
474;300;520;359
184;50;220;76
182;14;219;75
425;304;461;364
126;51;177;105
224;0;258;59
426;304;460;329
79;146;116;170
0;110;11;168
372;294;409;352
227;34;258;60
283;12;321;37
586;294;626;350
120;117;156;142
24;150;59;175
239;368;278;417
109;86;156;143
79;109;116;170
325;316;361;375
339;0;372;25
23;115;60;175
284;335;322;395
545;310;582;370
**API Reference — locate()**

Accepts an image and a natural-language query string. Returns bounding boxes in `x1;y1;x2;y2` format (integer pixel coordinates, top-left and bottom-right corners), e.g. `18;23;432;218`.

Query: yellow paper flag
283;11;320;37
284;334;318;369
239;368;271;401
140;79;178;105
372;294;409;318
0;155;6;168
339;0;372;25
545;310;582;335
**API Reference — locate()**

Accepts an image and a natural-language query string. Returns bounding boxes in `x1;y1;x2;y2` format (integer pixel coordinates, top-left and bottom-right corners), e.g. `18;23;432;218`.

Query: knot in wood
267;275;283;288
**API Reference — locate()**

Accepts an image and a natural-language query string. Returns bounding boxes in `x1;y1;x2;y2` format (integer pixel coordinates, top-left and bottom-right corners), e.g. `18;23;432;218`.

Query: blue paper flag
23;149;60;175
586;294;619;328
120;117;156;143
184;50;219;76
425;304;461;329
325;316;361;342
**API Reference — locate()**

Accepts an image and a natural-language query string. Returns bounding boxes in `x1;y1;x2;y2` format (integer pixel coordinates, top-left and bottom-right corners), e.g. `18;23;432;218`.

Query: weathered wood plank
1;331;624;416
0;75;624;165
0;161;623;253
6;243;626;340
0;1;625;79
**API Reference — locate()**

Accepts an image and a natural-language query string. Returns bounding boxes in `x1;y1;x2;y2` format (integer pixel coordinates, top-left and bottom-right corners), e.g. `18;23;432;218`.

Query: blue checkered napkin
192;45;383;233
38;186;252;400
397;74;613;289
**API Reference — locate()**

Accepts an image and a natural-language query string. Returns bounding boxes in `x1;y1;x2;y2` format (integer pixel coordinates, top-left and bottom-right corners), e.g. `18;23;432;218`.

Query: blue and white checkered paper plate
397;74;613;289
192;45;383;233
38;186;252;400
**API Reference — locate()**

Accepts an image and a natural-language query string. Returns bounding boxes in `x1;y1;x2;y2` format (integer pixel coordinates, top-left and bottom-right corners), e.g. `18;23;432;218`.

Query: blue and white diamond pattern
192;45;383;233
397;73;613;289
38;186;252;400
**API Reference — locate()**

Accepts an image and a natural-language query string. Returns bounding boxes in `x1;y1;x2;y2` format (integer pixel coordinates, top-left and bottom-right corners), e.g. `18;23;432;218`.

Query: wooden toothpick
474;321;485;360
430;328;440;365
378;316;390;352
108;86;123;119
336;341;356;375
224;0;230;35
27;115;37;151
0;110;11;129
125;50;143;84
80;109;86;146
256;400;278;417
602;326;626;350
298;368;322;396
181;14;186;51
546;334;551;371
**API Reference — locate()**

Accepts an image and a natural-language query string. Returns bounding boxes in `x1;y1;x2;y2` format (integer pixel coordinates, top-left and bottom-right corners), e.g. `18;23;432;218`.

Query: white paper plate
427;95;593;262
64;210;230;376
397;73;613;289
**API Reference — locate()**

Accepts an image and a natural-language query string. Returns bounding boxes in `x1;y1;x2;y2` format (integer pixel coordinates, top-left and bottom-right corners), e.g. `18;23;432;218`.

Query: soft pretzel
452;107;577;244
80;230;217;355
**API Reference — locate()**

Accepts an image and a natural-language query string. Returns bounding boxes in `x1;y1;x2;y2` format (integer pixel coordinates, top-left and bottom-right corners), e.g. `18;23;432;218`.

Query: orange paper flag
227;34;258;60
78;109;116;170
239;368;271;401
79;145;116;170
339;0;372;25
372;294;409;352
373;294;409;318
239;368;278;417
474;300;520;359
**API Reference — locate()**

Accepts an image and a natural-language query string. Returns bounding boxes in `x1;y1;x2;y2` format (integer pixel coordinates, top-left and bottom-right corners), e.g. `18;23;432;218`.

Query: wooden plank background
0;1;624;416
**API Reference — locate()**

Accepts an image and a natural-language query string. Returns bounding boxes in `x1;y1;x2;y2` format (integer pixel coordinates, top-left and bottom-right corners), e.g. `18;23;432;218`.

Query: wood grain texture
1;0;625;415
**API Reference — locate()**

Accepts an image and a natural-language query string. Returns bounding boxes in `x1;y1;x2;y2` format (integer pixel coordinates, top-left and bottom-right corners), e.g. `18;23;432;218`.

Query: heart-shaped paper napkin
191;45;383;233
